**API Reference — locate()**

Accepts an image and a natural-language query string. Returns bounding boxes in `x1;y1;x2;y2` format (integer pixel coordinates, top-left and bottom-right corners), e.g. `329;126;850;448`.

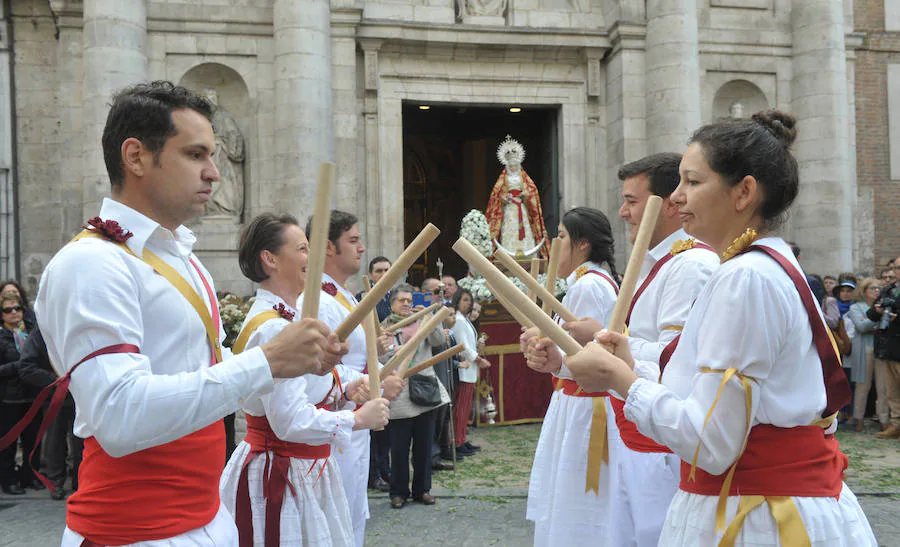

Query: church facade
0;0;889;295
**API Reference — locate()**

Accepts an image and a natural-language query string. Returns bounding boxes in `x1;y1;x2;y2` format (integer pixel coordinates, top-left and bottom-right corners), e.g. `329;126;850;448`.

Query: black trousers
388;408;436;499
0;401;41;488
41;402;82;490
369;428;391;483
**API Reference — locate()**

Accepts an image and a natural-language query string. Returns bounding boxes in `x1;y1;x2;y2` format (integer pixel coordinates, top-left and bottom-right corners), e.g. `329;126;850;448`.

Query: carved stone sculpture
203;89;245;217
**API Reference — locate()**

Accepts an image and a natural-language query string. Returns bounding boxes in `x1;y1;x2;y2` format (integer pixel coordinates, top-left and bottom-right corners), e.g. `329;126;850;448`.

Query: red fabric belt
679;424;846;498
555;377;608;398
610;397;672;453
69;421;225;546
236;415;332;547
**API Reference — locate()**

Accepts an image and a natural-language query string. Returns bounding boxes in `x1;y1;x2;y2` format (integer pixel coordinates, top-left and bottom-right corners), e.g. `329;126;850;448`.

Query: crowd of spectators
791;245;900;440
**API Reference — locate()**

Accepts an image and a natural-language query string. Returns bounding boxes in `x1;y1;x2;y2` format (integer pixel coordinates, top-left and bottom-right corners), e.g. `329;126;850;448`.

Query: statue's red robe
484;167;549;259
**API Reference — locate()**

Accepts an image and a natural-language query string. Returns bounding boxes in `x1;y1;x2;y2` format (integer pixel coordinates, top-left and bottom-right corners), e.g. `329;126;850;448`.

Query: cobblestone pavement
0;489;897;546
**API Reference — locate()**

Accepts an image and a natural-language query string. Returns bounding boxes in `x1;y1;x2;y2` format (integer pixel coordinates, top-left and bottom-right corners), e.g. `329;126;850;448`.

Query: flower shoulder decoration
273;303;295;321
83;216;133;243
322;282;338;297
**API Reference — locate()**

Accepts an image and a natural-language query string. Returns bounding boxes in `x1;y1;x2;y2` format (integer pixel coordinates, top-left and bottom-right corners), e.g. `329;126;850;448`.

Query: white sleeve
261;377;355;450
623;268;780;475
555;278;616;380
629;253;716;363
36;243;274;458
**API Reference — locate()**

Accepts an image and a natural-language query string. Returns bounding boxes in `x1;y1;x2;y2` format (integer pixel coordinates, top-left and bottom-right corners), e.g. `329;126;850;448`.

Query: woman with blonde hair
845;277;887;432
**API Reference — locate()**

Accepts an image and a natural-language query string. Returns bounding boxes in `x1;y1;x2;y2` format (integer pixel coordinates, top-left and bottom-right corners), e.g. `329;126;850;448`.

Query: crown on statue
496;134;525;167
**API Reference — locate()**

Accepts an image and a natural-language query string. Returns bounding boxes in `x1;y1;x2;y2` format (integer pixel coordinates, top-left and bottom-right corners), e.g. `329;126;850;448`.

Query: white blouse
239;289;355;449
451;311;480;384
556;261;618;380
625;237;831;476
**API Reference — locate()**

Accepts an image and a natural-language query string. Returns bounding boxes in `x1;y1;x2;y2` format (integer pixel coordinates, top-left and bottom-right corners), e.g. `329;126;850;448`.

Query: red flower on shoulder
83;216;133;243
322;282;338;297
273;303;295;321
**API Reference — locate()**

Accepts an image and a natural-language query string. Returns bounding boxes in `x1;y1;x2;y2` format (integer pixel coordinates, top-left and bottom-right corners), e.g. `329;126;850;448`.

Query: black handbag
408;373;441;406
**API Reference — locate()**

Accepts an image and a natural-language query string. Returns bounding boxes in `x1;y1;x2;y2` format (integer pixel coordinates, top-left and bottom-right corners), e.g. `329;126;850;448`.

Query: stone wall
855;0;900;271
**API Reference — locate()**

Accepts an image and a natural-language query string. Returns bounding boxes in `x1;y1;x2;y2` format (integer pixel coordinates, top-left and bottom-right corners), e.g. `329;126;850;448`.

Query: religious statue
203;89;245;217
485;135;549;259
728;100;744;119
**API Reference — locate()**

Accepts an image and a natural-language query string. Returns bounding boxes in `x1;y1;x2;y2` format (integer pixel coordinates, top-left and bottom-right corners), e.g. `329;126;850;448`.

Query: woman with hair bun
520;206;621;546
569;111;876;545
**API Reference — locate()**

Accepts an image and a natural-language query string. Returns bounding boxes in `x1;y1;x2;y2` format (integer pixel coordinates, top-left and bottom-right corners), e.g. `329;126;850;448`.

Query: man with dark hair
308;209;396;547
356;256;393;322
28;81;346;547
869;256;900;439
565;152;718;547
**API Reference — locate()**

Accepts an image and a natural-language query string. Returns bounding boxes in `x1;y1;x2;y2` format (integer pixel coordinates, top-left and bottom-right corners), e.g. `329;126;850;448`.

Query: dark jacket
0;326;35;402
14;327;72;410
867;282;900;362
356;290;393;323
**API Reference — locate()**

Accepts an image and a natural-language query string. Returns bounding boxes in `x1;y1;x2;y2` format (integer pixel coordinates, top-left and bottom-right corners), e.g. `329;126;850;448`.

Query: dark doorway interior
402;103;559;285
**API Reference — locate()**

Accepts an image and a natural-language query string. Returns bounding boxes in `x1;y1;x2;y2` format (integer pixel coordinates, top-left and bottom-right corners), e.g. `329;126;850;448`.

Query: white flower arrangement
536;273;568;300
458;275;493;303
460;209;493;258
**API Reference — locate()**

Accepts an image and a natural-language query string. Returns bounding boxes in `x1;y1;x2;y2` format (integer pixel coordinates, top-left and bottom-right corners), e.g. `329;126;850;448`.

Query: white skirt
332;428;371;545
611;440;680;547
660;482;877;546
220;441;354;547
526;391;620;546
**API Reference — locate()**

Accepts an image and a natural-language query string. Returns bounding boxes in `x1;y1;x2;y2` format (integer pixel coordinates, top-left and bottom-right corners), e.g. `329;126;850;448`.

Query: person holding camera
868;257;900;439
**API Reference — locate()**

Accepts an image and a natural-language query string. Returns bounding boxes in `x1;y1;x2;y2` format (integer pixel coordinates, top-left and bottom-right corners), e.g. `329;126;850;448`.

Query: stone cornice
357;20;611;51
607;21;646;54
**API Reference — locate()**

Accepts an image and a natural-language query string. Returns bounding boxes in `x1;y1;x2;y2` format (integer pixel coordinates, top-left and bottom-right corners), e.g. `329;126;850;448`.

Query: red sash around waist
610;396;671;453
235;410;336;546
68;421;225;546
554;377;608;397
679;423;847;498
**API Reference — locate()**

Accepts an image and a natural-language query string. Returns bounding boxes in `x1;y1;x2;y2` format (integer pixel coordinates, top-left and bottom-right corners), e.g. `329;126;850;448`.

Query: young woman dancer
570;111;876;546
521;207;621;546
220;213;392;546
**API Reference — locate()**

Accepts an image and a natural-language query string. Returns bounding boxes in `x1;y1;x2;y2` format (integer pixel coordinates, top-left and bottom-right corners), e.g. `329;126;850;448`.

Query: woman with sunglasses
0;293;41;495
568;110;875;545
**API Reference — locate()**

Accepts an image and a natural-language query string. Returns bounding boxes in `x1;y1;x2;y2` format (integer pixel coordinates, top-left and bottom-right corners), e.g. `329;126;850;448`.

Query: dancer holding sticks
220;213;393;547
381;285;452;509
517;208;621;547
568;111;876;546
305;209;404;547
566;153;719;547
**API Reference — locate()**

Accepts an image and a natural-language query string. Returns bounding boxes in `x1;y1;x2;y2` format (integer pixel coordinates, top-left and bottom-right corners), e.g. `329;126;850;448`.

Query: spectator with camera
868;257;900;439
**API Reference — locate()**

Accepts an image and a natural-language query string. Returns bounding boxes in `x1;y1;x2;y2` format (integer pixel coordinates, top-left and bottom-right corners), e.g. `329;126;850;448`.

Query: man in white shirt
565;153;718;547
32;81;347;547
307;209;396;547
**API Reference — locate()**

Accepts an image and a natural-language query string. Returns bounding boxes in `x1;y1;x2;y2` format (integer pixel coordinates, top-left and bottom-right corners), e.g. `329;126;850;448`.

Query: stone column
644;0;701;154
790;0;853;273
82;0;148;220
273;0;334;220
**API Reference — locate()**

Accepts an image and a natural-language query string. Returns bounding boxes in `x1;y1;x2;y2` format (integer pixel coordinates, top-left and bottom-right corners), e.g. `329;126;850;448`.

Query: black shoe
464;441;481;451
432;461;455;471
27;479;46;491
455;444;476;456
2;484;26;495
373;477;390;492
50;488;68;501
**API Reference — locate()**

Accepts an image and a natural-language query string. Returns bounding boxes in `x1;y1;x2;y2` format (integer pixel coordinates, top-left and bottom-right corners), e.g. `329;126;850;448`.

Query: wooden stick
301;163;336;319
607;195;663;334
361;311;383;430
383;302;442;333
362;275;382;337
494;248;577;323
335;223;440;340
454;238;581;356
403;344;467;379
485;278;534;329
543;237;562;316
380;307;453;376
527;258;541;303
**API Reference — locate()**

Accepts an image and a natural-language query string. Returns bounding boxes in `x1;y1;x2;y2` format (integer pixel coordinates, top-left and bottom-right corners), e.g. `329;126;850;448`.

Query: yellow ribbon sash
232;310;282;355
689;367;816;547
554;378;608;494
333;291;355;313
73;230;223;363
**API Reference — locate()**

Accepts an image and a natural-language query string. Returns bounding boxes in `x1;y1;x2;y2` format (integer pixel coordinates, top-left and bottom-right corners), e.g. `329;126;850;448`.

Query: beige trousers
876;357;900;426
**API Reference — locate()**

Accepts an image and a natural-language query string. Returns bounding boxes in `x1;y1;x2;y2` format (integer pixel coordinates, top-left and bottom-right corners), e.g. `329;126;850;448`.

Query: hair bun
751;109;798;147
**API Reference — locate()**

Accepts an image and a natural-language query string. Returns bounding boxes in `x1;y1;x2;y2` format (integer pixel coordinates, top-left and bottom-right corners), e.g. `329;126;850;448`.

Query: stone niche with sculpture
178;62;254;293
712;79;770;121
456;0;508;25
